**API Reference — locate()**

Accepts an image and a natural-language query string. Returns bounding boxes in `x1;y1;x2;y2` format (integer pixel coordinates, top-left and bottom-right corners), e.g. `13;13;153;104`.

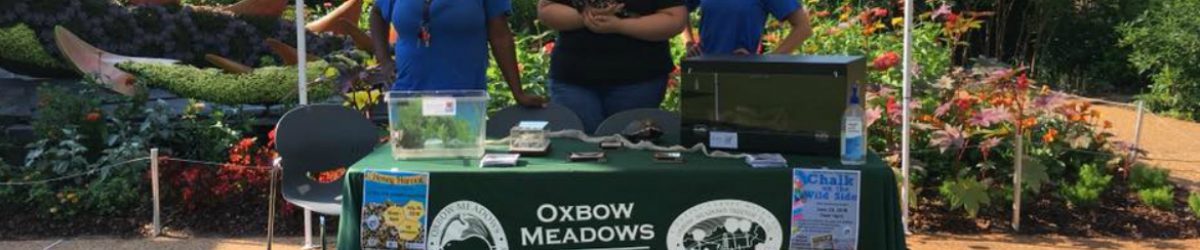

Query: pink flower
934;102;953;117
930;124;966;153
932;4;953;19
969;107;1012;127
865;106;883;127
979;137;1002;158
872;7;889;17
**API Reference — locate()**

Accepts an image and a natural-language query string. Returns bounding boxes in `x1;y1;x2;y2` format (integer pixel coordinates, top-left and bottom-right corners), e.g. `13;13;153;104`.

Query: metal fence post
1013;127;1024;232
1131;101;1145;162
151;148;161;237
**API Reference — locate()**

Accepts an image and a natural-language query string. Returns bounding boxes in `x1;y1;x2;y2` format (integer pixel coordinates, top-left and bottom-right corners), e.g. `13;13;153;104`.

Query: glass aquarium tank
386;90;488;160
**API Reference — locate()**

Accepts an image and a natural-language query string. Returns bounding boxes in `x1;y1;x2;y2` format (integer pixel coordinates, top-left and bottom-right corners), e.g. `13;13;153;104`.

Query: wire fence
0;156;276;186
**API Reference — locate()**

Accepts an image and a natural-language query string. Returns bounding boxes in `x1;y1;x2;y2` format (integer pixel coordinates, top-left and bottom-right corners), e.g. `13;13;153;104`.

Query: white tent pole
296;0;309;105
294;1;314;249
900;0;914;234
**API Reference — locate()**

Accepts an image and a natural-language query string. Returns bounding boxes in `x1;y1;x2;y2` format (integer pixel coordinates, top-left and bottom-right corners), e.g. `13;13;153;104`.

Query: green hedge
0;24;68;71
118;61;335;105
1121;0;1200;121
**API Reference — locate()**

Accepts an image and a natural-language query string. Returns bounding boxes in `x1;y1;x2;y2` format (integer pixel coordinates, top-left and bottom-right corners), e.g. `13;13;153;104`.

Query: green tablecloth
337;139;905;250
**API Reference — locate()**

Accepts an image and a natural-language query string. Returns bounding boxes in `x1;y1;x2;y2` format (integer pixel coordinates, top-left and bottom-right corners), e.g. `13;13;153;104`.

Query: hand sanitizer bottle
841;85;866;165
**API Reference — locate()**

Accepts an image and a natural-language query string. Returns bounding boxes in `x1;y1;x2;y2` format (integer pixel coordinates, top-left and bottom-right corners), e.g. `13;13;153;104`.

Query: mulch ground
911;177;1200;239
0;194;332;240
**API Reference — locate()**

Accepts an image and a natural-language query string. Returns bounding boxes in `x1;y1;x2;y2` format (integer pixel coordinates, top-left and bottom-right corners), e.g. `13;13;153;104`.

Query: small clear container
385;90;488;159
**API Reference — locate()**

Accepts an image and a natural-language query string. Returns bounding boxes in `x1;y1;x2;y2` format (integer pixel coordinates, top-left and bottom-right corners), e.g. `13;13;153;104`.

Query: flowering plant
865;61;1126;217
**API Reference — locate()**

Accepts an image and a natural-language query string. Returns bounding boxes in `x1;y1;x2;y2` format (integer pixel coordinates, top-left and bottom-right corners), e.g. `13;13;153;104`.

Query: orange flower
1103;120;1113;129
1021;117;1036;128
1042;128;1058;143
84;111;101;122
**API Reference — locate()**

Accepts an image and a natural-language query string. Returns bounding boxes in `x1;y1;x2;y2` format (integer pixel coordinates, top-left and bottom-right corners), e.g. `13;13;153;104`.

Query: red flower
944;12;958;26
872;51;900;71
815;10;830;17
84;111;101;122
872;7;888;17
885;96;899;114
668;78;678;89
956;98;971;110
1017;73;1029;90
542;41;555;55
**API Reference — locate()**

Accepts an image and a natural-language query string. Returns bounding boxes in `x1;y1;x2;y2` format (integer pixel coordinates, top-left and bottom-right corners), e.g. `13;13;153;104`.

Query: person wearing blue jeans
538;0;687;133
549;76;668;133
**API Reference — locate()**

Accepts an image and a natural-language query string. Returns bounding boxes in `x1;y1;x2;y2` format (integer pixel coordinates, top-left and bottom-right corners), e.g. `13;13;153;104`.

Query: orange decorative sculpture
127;0;181;6
205;54;254;74
219;0;287;17
54;26;178;96
306;0;362;31
265;38;318;65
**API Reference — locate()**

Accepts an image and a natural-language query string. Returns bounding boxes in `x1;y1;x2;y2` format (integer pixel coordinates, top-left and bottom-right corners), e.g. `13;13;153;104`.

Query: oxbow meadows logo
427;200;508;250
667;200;782;250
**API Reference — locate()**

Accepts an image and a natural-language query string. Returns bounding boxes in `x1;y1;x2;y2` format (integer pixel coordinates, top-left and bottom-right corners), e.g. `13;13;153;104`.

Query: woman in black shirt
538;0;687;133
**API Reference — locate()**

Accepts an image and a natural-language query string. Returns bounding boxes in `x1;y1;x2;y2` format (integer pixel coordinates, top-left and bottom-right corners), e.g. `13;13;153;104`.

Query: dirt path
4;234;1197;250
1;237;312;250
908;233;1200;249
1088;101;1200;191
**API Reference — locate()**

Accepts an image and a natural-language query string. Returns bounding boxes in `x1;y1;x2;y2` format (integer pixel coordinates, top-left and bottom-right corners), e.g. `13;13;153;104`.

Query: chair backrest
485;103;585;138
594;108;682;146
275;104;378;215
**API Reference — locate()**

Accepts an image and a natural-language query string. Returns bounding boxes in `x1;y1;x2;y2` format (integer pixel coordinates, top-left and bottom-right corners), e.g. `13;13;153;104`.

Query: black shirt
548;0;683;85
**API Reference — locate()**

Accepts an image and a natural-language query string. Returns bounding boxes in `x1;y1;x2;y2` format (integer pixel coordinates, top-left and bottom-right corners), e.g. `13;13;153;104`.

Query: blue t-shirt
686;0;800;55
377;0;510;90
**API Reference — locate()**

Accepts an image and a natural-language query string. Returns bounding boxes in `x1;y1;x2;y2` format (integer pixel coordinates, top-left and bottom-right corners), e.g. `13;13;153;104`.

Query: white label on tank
710;131;738;149
422;97;456;116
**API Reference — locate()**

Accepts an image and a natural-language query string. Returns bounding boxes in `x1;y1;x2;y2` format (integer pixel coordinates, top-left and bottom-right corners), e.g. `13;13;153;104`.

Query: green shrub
1060;164;1113;207
1138;186;1175;210
510;0;542;32
938;176;992;218
1188;192;1200;217
118;61;335;105
1129;164;1171;191
0;24;68;71
1120;0;1200;121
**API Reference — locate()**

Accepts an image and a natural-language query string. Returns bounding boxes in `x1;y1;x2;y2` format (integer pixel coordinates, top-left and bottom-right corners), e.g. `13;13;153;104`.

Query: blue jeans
550;77;668;134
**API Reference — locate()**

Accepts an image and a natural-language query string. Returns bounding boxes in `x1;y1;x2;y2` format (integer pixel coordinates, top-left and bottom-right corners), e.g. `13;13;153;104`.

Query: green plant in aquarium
390;100;475;149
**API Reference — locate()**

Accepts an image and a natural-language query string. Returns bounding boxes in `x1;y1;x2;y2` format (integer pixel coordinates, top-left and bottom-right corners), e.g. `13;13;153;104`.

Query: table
337;139;906;250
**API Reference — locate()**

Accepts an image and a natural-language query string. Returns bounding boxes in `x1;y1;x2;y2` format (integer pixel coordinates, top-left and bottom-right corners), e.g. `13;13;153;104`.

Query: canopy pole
296;0;308;105
900;0;914;234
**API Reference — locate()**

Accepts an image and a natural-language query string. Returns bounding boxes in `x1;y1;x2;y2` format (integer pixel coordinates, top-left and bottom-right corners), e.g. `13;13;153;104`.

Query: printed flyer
790;169;861;250
362;170;430;250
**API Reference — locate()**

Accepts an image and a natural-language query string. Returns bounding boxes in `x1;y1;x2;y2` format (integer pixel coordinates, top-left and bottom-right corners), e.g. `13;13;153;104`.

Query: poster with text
362;170;430;250
790;169;860;250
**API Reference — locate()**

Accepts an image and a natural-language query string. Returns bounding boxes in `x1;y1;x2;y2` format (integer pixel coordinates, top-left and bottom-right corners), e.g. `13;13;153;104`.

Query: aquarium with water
386;90;488;160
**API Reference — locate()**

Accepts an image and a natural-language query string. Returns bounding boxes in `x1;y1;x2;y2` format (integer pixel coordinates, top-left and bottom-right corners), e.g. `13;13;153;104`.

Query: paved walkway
5;234;1198;250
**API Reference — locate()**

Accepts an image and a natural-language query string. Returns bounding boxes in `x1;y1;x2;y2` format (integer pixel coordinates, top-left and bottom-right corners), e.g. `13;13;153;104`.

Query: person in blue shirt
369;0;545;107
683;0;813;55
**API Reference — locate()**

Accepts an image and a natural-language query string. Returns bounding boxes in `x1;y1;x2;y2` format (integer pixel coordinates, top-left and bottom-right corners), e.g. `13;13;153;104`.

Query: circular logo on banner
427;200;509;250
666;199;783;250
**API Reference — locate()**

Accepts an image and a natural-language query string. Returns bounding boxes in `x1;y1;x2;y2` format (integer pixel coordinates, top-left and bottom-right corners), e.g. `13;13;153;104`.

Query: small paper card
421;97;456;116
517;121;549;130
480;153;521;168
746;153;788;168
709;131;738;149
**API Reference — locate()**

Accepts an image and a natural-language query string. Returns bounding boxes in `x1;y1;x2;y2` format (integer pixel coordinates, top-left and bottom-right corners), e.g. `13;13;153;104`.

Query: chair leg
320;215;327;250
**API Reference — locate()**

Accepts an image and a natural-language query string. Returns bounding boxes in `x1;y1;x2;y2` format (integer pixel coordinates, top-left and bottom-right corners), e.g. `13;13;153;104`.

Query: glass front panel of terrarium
386;90;488;159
